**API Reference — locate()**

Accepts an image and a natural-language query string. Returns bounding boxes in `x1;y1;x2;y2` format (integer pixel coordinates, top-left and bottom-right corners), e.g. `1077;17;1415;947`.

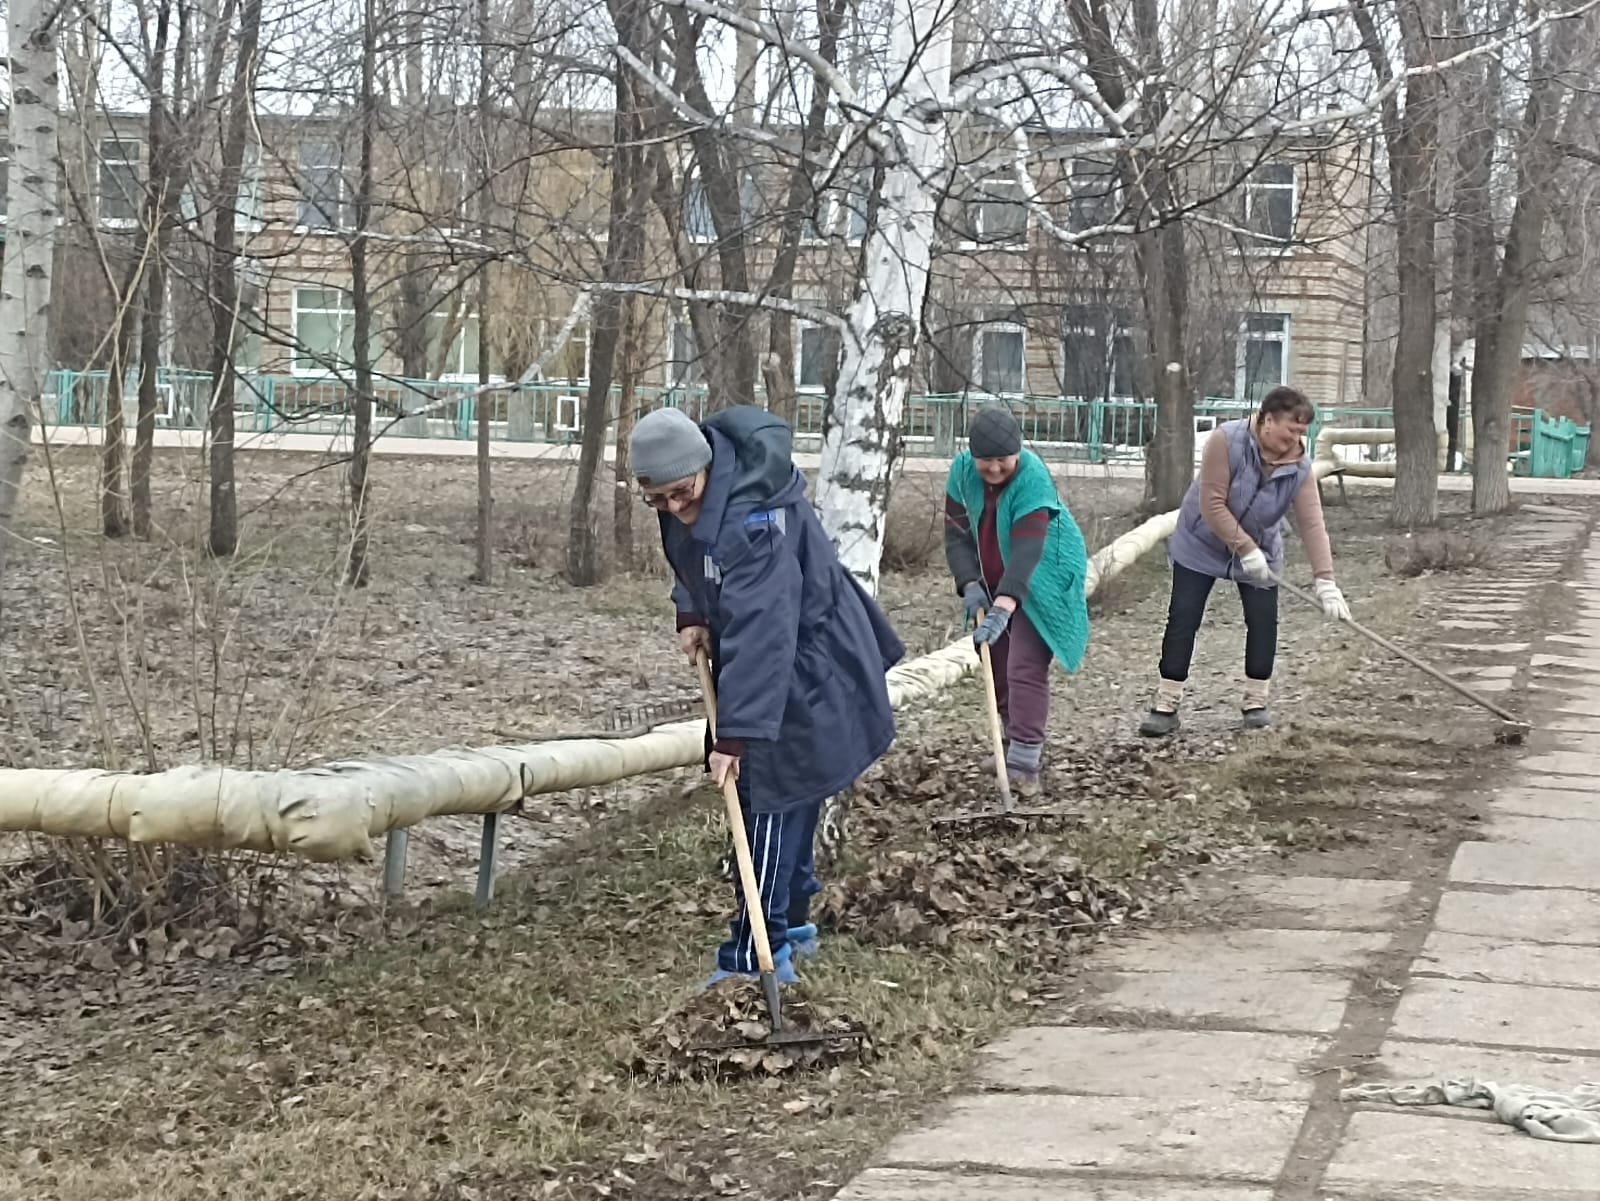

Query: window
0;139;10;219
299;141;351;230
669;320;702;385
803;168;872;245
973;323;1026;395
683;175;715;244
1067;158;1119;234
98;137;142;225
440;166;471;231
543;317;590;382
292;286;356;375
1060;306;1136;399
427;311;482;378
964;178;1027;248
796;320;835;392
237;143;264;229
1238;313;1290;400
1242;162;1295;243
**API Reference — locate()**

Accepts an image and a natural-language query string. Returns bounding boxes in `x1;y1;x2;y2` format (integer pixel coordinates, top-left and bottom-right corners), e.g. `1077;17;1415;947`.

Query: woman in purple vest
1139;386;1351;736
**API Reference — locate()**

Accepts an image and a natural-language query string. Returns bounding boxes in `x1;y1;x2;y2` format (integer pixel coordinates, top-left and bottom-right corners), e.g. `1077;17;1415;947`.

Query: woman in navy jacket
630;404;905;984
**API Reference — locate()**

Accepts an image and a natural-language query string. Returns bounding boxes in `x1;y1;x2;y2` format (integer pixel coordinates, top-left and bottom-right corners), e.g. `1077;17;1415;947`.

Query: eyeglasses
641;480;700;510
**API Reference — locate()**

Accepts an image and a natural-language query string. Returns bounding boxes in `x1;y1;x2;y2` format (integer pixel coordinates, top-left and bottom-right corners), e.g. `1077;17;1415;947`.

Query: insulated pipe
0;447;1380;862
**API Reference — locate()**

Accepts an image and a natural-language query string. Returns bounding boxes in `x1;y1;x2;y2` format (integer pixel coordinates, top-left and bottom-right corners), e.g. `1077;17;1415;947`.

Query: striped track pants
718;799;822;973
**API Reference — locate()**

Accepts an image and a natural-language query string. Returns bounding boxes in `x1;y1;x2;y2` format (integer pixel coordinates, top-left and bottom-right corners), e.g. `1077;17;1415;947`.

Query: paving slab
1435;887;1600;944
835;1170;1273;1201
1519;751;1600;776
1452;664;1519;680
1437;642;1530;654
977;1027;1323;1100
1450;816;1600;889
1371;1037;1600;1094
1092;928;1387;975
1413;931;1600;990
1222;875;1412;930
1083;968;1351;1033
1492;787;1598;820
1324;1110;1600;1195
1494;772;1600;796
877;1093;1302;1182
1531;653;1600;671
1391;978;1600;1053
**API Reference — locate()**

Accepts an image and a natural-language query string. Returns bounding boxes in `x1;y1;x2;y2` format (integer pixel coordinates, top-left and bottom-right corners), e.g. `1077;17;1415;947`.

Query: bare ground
0;443;1581;1201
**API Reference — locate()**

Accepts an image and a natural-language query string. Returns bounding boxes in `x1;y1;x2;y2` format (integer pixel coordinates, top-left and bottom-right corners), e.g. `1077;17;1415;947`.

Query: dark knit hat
631;407;713;485
969;406;1023;459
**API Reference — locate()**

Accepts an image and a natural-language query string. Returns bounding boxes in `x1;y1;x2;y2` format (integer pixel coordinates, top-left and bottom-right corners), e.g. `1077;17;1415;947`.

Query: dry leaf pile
637;978;872;1082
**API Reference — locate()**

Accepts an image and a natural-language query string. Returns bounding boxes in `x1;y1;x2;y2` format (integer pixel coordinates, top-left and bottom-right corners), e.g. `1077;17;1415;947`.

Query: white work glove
1314;578;1351;622
1238;548;1273;584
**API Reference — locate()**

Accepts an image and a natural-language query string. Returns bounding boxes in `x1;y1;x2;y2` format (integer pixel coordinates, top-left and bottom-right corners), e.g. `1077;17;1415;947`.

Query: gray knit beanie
631;407;713;485
969;406;1023;458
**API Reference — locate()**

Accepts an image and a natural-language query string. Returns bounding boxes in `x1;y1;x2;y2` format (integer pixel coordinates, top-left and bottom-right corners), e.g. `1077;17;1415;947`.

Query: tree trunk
101;279;142;537
1129;0;1192;512
0;0;61;592
472;0;493;585
568;0;649;586
208;0;263;558
1471;23;1575;513
347;0;377;588
133;0;175;539
815;0;952;594
612;294;641;572
1387;3;1444;527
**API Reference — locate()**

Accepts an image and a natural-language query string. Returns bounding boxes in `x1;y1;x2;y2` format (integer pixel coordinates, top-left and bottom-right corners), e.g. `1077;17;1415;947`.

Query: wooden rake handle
695;651;779;977
975;609;1015;812
1275;576;1528;729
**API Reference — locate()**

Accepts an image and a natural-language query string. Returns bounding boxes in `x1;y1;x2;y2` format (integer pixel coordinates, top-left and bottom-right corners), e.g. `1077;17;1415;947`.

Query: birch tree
815;0;953;591
0;0;62;590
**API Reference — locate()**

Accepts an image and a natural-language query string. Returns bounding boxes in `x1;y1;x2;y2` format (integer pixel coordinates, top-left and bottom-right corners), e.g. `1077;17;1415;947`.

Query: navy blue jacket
660;406;905;814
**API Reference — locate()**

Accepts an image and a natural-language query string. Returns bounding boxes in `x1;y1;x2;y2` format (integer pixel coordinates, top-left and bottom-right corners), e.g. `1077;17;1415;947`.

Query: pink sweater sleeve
1198;429;1255;555
1291;473;1336;579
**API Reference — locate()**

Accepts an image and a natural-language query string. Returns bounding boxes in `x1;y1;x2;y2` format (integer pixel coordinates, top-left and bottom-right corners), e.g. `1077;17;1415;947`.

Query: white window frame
1066;157;1119;237
972;321;1028;397
668;318;702;386
237;142;265;231
683;174;715;245
795;319;829;393
1060;312;1136;400
536;316;590;384
962;177;1028;251
98;136;142;229
297;140;351;232
291;285;356;378
1241;162;1296;249
426;310;481;379
1236;313;1292;398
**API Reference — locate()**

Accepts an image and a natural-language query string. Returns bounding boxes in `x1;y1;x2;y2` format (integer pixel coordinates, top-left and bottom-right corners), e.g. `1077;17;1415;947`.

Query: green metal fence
51;367;1574;475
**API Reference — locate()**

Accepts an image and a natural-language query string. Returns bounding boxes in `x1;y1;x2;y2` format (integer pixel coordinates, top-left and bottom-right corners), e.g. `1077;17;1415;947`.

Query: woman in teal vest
943;407;1091;796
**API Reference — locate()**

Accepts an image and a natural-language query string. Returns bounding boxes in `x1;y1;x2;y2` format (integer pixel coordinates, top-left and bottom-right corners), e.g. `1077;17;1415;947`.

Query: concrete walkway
837;504;1600;1201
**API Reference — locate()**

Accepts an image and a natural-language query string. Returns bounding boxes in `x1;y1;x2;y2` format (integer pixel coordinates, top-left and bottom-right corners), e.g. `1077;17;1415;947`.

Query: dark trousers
1158;562;1279;683
718;798;822;973
988;605;1054;745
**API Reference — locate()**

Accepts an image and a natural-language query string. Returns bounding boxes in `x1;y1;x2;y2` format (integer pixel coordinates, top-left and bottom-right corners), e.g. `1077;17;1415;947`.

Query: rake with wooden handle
693;650;869;1051
1274;575;1531;744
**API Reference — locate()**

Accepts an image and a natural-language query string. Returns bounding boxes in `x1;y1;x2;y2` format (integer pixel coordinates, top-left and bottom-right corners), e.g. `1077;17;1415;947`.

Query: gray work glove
961;580;990;624
972;605;1012;648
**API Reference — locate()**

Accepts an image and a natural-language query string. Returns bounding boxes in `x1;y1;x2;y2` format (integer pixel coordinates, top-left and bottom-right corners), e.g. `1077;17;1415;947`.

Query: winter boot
1139;678;1184;738
704;939;799;988
1006;740;1044;799
1241;678;1271;730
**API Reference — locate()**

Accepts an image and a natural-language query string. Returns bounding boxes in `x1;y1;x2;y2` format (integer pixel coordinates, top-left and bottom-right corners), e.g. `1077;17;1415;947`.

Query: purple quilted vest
1169;418;1310;582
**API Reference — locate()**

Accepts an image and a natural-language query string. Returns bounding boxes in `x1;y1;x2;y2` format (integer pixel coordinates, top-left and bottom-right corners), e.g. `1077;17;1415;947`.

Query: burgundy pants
988;606;1053;745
